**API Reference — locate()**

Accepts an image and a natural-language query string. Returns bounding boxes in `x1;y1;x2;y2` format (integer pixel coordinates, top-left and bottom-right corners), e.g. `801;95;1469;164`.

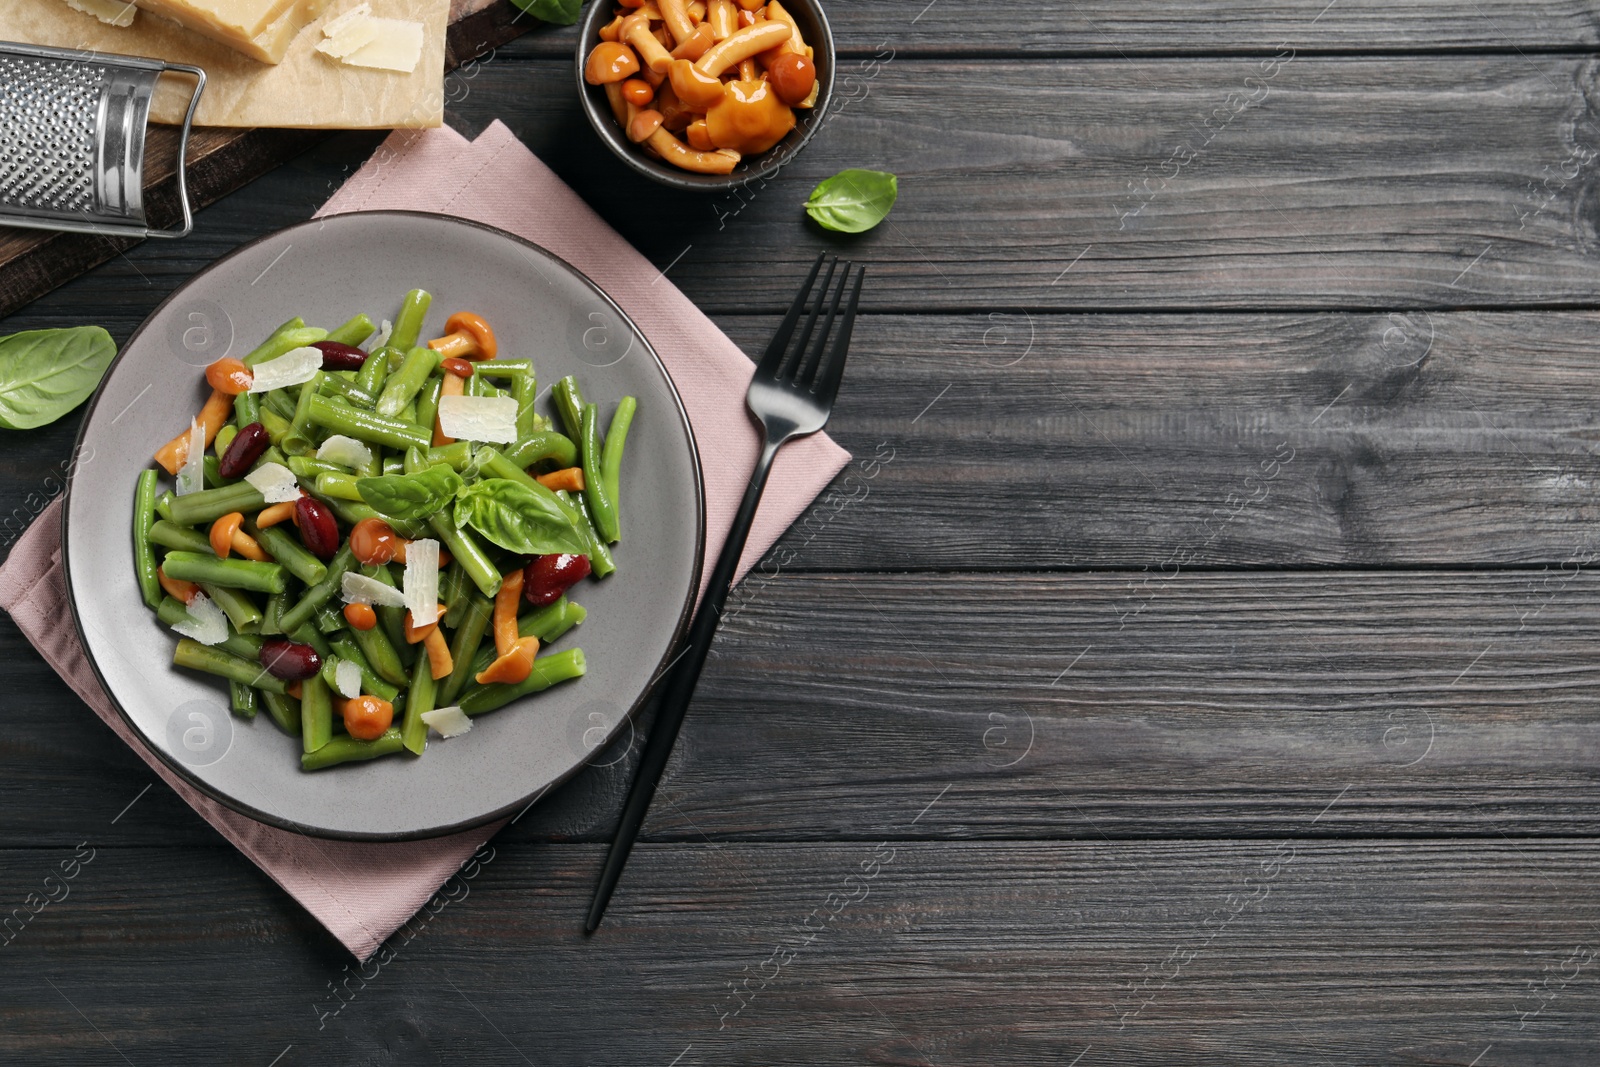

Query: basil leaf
804;169;898;233
508;0;584;25
454;478;588;557
356;465;463;521
0;326;116;430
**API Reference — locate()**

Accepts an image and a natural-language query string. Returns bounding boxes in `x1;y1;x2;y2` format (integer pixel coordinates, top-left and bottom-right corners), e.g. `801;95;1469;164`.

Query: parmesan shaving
403;537;440;626
334;658;363;699
421;705;472;738
171;594;228;646
247;346;323;393
316;7;425;73
341;572;408;608
64;0;137;27
244;462;301;504
316;434;375;470
437;395;518;444
175;417;205;496
363;319;392;353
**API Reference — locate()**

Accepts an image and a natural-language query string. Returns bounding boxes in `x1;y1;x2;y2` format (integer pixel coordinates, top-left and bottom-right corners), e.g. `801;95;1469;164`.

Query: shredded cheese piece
175;417;205;496
363;319;392;354
340;572;408;608
421;706;472;738
334;658;363;699
437;395;518;443
403;537;441;626
171;594;228;645
244;462;301;504
247;347;323;393
316;434;374;470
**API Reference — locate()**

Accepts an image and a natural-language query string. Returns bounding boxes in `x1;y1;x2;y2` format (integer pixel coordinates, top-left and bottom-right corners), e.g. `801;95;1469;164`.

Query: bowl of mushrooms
576;0;835;190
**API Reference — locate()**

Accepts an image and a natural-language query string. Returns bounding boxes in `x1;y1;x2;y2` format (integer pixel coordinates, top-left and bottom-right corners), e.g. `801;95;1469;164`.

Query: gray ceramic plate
64;211;704;840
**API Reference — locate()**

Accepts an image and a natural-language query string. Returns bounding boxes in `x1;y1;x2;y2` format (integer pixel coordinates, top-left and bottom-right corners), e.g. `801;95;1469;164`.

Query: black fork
586;254;863;931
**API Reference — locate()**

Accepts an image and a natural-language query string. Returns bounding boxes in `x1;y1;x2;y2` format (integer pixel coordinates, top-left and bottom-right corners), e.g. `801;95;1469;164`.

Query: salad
132;289;635;771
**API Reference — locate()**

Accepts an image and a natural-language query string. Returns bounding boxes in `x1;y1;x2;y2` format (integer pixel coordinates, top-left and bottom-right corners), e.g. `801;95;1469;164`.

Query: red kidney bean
295;496;340;559
217;421;270;480
259;638;322;681
523;553;591;607
312;340;370;371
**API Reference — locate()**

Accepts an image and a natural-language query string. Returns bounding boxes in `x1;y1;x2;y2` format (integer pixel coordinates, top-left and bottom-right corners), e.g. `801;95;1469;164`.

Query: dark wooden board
0;0;535;321
10;570;1600;847
1;841;1597;1065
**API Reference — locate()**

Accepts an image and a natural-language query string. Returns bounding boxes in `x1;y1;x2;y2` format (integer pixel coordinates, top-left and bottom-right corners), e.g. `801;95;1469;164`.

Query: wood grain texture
0;841;1596;1065
9;570;1600;847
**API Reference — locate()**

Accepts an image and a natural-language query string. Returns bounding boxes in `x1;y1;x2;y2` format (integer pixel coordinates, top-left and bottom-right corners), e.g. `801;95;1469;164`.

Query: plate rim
62;209;707;841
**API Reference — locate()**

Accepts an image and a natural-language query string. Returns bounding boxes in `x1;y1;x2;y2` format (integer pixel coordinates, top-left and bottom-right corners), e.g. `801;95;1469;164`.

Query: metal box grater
0;41;205;239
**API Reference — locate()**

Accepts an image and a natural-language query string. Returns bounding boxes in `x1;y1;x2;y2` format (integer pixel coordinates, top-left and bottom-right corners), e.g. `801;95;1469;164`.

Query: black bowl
574;0;835;191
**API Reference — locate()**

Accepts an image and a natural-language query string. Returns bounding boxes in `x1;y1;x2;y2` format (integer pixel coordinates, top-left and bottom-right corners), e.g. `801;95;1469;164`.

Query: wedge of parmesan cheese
244;462;301;504
315;3;424;72
437;395;518;443
341;572;408;608
247;346;323;392
171;594;228;645
421;705;471;738
132;0;332;63
65;0;138;27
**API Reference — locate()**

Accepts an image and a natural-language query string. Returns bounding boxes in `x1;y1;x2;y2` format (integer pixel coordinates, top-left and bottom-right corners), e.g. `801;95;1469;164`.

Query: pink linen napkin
0;121;850;960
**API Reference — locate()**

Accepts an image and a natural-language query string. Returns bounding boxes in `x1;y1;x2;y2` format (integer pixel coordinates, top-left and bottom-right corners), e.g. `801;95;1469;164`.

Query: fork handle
586;433;783;932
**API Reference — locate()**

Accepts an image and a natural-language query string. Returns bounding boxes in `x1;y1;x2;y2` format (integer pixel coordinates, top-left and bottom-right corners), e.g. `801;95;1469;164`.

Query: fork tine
797;260;852;387
811;264;862;403
782;256;837;379
755;253;825;380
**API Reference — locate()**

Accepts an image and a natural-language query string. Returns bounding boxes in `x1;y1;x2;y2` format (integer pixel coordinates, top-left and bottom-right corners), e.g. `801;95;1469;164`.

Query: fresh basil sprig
508;0;584;25
356;465;463;521
454;478;589;556
804;169;898;233
0;326;116;430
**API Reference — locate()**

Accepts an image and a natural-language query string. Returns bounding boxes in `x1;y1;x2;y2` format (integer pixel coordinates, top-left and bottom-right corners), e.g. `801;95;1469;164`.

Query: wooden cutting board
0;0;536;321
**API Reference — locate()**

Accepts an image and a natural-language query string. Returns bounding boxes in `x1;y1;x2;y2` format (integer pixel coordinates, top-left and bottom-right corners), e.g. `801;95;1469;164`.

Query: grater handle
148;62;207;240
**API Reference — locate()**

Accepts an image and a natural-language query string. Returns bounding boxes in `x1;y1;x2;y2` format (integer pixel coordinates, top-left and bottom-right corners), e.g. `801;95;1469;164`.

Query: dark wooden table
6;3;1600;1063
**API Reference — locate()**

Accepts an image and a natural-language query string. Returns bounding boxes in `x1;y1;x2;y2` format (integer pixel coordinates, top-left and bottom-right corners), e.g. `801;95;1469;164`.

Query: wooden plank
441;56;1600;313
516;1;1600;56
10;569;1600;846
0;840;1597;1064
0;1;534;320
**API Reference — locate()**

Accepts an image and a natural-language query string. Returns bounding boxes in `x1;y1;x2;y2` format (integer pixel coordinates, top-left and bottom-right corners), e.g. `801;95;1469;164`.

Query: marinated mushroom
584;40;641;84
705;79;795;154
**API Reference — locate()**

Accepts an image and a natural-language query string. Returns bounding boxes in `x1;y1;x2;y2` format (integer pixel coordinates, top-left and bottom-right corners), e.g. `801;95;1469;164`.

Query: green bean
247;521;326;587
300;727;404;771
382;455;404;476
229;681;258;719
402;649;434;756
287;455;344;481
376;346;439;418
172;638;285;692
504;430;577;470
199;582;263;633
233;390;260;430
601;396;635;522
154;490;174;522
403;445;427;475
459;649;586;716
213;424;238;459
553;375;585;439
313;472;365;502
473;359;533;378
202;455;229;490
440;561;469;628
349;616;408;686
261;592;286;635
148;519;210;554
262;690;301;735
580;404;619;544
327;634;401;702
390;289;432;352
259;406;293;447
355;350;389;397
279;544;354;632
301;674;333;754
317;496;423;538
319;374;375;408
306;394;429;452
288;621;332;660
281;373;323;455
244;320;322;367
415;375;442;434
438;593;493;706
326;313;376;348
261;445;288;469
315;602;346;634
428;513;500;598
157;597;263;660
167;482;266;526
133;470;161;610
362;564;414;668
162;551;285;594
318;654;341;692
427;441;475;471
470;598;586;675
556;489;615;578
